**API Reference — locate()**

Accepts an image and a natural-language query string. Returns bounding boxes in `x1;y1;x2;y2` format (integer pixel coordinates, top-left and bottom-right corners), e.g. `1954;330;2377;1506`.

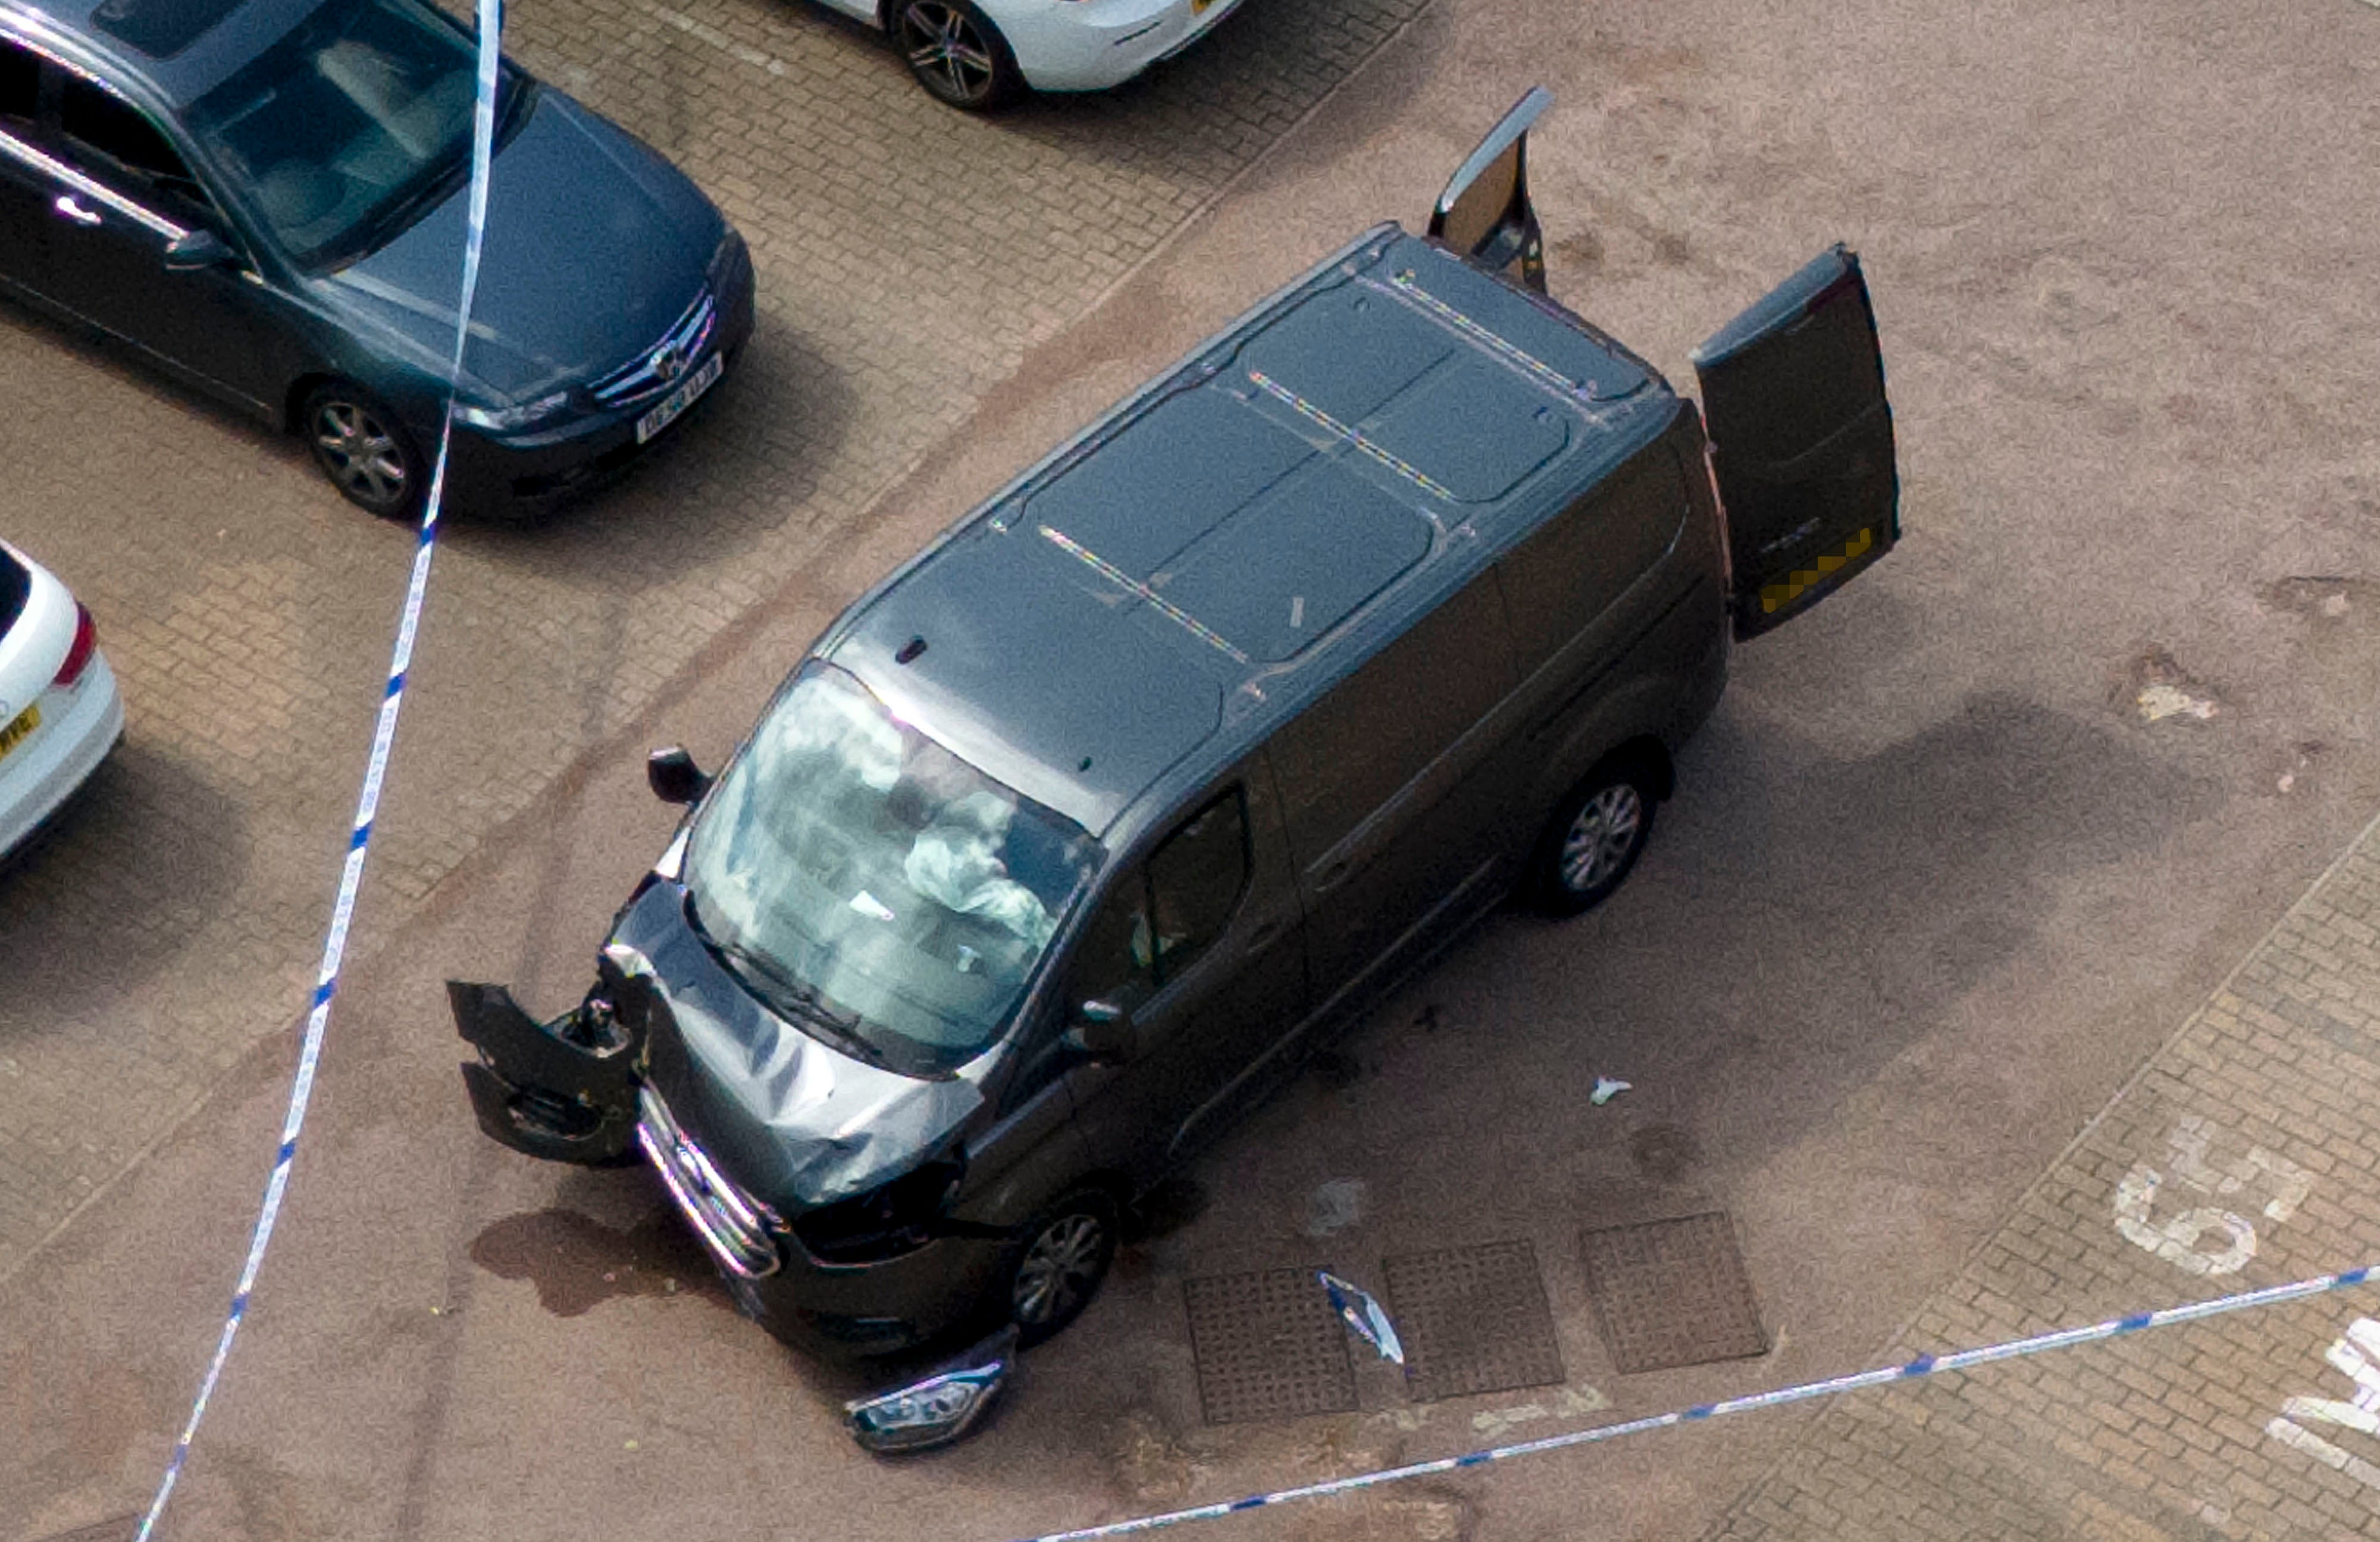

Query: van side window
1495;446;1687;675
0;40;38;127
1070;789;1251;1011
1272;576;1513;861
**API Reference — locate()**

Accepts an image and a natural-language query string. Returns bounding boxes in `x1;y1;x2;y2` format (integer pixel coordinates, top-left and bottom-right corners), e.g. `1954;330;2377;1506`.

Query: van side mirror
164;228;234;272
1428;85;1552;294
646;745;712;805
1064;1001;1133;1064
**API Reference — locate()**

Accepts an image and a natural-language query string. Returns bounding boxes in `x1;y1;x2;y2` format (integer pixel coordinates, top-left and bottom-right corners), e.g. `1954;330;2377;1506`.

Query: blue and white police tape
1008;1259;2379;1542
133;3;505;1535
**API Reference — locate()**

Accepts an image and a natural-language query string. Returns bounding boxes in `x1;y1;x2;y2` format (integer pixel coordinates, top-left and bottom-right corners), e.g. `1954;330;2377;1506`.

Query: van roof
830;225;1680;840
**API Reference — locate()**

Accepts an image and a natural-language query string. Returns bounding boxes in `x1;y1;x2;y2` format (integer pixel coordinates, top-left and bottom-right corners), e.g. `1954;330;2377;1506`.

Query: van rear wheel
1530;764;1658;917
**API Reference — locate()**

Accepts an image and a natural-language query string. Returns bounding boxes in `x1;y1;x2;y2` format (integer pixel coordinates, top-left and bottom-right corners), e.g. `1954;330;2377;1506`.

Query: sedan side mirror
164;228;234;272
1063;1000;1133;1064
646;745;712;805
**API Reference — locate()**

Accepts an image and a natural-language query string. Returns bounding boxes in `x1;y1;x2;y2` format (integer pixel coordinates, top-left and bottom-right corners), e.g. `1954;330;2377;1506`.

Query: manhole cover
1579;1212;1767;1374
1383;1239;1565;1402
1183;1267;1357;1424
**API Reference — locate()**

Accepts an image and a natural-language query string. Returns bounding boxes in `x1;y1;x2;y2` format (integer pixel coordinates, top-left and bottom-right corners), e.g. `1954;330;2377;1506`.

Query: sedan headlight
707;224;749;291
456;389;571;432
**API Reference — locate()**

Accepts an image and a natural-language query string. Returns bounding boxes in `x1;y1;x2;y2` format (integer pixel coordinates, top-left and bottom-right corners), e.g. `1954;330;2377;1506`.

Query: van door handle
1244;917;1286;955
54;195;103;227
1314;861;1349;891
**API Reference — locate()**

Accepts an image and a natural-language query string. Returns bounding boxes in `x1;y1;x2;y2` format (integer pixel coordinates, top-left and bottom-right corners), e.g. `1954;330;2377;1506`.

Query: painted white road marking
2114;1113;2312;1275
2267;1317;2380;1493
637;0;793;80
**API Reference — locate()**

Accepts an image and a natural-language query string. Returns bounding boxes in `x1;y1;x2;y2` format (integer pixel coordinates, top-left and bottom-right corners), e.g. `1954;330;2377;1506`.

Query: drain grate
1183;1266;1357;1424
1579;1212;1767;1374
1383;1239;1565;1402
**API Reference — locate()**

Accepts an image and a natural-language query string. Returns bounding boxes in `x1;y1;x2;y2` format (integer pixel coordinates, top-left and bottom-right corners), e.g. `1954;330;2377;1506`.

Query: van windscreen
682;661;1102;1079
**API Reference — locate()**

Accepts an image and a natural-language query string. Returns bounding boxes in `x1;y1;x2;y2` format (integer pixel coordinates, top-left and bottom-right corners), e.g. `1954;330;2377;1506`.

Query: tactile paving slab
1579;1212;1768;1374
1183;1267;1357;1425
1383;1239;1566;1402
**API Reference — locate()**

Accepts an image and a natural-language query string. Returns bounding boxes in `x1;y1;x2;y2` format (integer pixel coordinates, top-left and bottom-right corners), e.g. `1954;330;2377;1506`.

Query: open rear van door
1692;244;1899;639
1428;86;1553;294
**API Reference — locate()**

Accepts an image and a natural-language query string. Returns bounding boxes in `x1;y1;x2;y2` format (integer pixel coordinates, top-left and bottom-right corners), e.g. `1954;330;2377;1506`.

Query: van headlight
791;1159;963;1264
456;389;571;432
844;1326;1015;1453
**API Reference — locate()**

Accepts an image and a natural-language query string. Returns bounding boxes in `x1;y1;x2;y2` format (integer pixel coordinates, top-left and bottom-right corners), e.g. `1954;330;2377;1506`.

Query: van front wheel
1003;1190;1117;1344
1530;766;1658;917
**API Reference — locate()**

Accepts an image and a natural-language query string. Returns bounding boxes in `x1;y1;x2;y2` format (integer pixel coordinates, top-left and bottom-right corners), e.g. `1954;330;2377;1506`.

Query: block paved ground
1707;808;2380;1540
0;0;1426;1274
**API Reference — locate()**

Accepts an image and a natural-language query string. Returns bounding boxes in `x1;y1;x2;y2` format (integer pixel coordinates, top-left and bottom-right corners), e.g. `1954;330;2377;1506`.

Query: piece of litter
664;1277;678;1294
1590;1077;1631;1106
623;1439;638;1452
2321;593;2350;617
602;1272;616;1283
2279;773;2296;793
2137;684;2216;722
429;1306;441;1315
1319;1270;1405;1365
1305;1177;1367;1237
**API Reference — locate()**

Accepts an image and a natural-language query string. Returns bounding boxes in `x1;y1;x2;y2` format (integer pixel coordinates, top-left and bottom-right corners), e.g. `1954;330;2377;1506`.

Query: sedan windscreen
683;662;1102;1078
0;547;27;637
184;0;516;269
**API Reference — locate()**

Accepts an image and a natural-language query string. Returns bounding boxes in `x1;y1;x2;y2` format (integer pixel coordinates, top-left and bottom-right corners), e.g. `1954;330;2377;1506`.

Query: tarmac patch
467;1207;724;1316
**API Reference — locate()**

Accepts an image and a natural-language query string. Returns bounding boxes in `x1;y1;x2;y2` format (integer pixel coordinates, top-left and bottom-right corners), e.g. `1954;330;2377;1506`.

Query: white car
0;541;123;860
862;0;1245;110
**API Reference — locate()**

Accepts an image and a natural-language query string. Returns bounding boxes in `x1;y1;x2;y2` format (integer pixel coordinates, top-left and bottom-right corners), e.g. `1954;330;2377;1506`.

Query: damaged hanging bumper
450;979;641;1165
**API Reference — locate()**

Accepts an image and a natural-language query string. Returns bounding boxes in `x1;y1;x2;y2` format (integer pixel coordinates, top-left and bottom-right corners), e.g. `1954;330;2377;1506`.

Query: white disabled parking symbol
2268;1317;2380;1494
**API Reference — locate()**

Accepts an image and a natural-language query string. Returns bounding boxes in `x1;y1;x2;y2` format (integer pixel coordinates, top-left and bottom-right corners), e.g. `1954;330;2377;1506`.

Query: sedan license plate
635;352;724;445
0;702;39;762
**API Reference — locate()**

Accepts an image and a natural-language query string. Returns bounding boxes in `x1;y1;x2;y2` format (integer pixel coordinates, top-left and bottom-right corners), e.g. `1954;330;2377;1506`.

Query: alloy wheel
1559;783;1644;895
311;399;410;513
1012;1210;1108;1328
899;2;1000;107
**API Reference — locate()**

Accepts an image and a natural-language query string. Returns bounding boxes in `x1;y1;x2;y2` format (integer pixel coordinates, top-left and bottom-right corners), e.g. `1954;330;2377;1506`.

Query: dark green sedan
0;0;754;518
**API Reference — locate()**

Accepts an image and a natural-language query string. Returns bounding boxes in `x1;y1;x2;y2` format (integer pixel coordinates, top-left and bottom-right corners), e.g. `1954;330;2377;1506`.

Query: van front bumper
450;979;1006;1357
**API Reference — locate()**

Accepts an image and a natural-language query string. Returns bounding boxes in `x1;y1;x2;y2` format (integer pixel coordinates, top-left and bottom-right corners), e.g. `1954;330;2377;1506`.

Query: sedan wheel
897;0;1021;111
1007;1194;1115;1342
303;384;424;519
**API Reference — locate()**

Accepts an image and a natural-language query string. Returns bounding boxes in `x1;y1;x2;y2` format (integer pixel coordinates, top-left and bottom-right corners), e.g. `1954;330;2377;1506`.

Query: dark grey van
451;89;1898;1366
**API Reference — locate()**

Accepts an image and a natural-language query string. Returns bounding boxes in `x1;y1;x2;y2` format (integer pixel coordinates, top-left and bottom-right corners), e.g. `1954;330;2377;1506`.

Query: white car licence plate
635;352;724;444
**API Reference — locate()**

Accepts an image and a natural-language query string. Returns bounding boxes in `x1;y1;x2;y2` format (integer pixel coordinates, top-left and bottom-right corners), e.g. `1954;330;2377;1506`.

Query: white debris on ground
2137;683;2218;722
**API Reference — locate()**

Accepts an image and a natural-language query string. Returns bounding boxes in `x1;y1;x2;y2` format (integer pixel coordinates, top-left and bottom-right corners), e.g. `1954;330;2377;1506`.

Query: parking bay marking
636;0;793;81
2113;1112;2312;1277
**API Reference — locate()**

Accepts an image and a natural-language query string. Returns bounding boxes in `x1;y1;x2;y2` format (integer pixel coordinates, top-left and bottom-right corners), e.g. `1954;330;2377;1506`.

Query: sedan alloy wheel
897;1;1019;110
304;385;423;519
